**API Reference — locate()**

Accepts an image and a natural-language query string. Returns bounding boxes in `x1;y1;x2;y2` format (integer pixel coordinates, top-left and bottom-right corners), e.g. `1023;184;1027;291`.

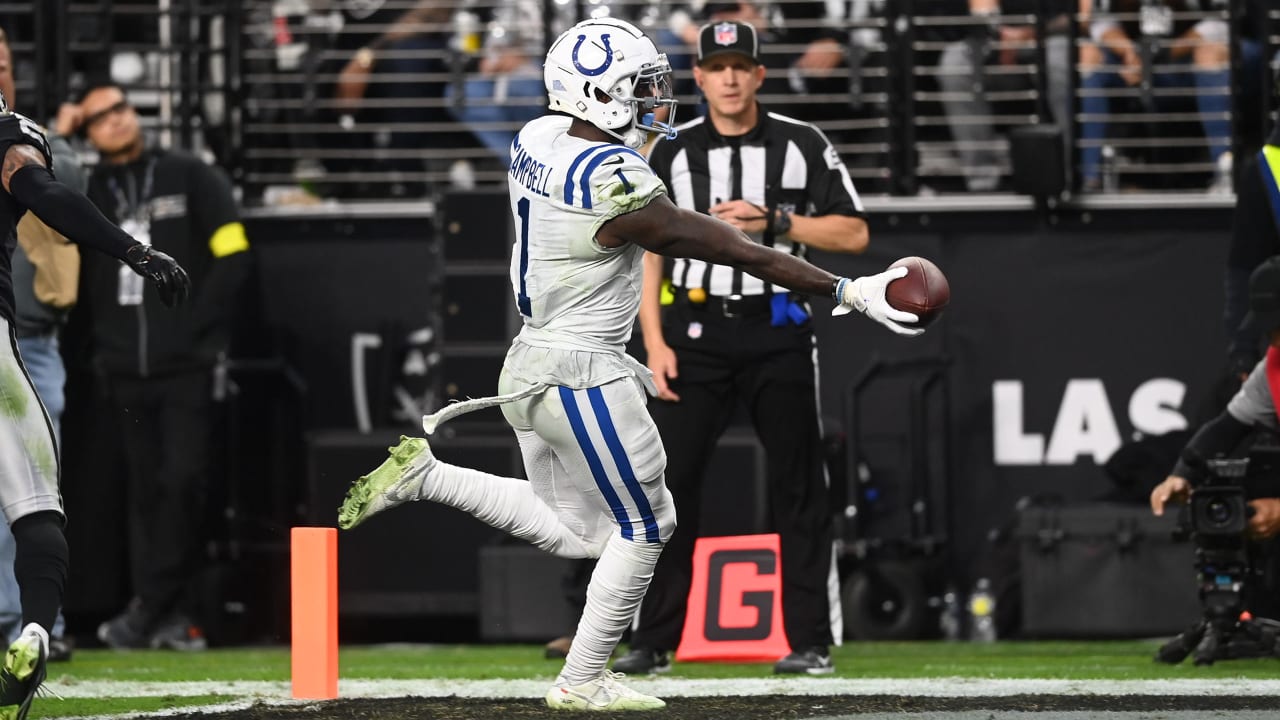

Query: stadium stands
5;1;1275;204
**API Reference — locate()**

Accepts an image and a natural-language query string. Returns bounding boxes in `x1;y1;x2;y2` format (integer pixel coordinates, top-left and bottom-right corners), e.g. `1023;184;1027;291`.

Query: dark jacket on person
81;147;250;377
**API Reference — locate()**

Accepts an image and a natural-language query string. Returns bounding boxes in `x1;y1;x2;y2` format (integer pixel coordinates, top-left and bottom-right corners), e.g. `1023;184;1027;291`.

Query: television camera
1155;453;1280;665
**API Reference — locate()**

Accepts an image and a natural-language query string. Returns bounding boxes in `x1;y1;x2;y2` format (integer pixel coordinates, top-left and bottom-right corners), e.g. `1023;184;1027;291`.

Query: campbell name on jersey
507;115;665;351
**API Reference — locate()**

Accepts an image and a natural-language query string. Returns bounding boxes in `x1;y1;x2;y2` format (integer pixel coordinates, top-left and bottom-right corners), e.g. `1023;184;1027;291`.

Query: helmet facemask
615;58;678;148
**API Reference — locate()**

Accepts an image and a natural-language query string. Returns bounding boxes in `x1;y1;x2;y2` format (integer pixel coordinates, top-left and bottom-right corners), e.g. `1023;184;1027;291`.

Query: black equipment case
1016;503;1200;638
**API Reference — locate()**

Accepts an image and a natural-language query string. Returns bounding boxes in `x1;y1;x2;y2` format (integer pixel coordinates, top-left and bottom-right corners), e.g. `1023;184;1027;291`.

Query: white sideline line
62;699;264;720
44;677;1280;701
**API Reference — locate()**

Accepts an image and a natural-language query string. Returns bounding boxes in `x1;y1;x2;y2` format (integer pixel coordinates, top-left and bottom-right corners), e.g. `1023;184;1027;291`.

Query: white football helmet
544;17;677;149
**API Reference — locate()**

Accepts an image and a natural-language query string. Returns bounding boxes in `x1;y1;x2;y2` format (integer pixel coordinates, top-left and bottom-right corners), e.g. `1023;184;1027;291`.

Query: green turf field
29;641;1280;718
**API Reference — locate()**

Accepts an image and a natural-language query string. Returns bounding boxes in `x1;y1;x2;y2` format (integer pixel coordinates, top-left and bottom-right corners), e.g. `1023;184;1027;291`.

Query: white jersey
502;115;666;388
424;116;668;431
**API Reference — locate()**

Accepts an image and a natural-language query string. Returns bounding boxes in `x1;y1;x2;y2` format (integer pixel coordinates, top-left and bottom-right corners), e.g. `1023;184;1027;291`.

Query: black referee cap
697;21;759;66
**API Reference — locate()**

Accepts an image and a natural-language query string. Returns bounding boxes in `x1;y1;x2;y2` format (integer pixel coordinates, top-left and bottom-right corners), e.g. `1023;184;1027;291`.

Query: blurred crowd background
5;0;1277;205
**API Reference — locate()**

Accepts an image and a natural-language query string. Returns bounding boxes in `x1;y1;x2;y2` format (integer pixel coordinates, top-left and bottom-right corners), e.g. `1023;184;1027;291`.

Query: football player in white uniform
339;17;921;711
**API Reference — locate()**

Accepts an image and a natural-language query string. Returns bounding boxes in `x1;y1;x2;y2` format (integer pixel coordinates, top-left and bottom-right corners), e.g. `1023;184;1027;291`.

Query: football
885;256;950;327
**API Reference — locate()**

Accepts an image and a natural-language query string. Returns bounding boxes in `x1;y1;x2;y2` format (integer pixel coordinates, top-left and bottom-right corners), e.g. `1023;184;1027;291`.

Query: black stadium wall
57;196;1235;639
808;202;1231;572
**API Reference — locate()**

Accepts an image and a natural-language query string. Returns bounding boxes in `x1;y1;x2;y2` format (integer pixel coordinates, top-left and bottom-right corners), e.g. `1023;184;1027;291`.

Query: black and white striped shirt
647;109;864;297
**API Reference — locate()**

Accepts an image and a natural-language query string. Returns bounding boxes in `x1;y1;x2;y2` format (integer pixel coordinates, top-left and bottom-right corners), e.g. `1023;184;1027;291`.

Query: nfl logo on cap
698;19;758;64
714;22;737;46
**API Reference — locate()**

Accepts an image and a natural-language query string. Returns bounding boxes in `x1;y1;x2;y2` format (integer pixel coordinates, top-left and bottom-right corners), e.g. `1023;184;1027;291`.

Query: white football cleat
544;670;665;711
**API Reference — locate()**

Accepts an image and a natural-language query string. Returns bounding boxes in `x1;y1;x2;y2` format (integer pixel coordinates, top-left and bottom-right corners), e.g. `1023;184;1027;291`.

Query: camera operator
1151;256;1280;542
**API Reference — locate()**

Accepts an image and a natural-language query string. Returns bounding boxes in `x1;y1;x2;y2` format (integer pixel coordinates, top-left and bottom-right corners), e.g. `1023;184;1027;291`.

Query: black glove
125;244;191;308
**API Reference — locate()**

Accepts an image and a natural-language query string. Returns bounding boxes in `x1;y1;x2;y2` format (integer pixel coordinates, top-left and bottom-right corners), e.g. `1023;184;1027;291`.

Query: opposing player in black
0;93;189;720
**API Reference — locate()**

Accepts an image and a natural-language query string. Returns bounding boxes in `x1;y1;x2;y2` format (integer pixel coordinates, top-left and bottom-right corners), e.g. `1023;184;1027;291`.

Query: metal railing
12;1;239;175
9;0;1278;205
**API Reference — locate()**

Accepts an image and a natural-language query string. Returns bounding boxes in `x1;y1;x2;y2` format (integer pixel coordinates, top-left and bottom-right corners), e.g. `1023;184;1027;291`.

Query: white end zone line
45;677;1280;702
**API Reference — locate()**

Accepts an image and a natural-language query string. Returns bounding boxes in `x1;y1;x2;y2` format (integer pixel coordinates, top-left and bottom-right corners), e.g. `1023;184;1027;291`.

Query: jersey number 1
516;197;532;317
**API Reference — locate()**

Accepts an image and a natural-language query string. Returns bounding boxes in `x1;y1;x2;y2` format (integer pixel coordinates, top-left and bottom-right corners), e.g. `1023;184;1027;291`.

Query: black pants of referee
632;294;835;654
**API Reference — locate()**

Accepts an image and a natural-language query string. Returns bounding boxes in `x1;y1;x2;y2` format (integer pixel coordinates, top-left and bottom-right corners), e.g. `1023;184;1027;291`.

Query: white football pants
423;371;675;685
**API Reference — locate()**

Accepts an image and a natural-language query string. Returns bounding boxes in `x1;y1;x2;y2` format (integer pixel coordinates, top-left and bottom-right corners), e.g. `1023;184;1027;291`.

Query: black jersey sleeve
0;112;53;170
9;165;138;261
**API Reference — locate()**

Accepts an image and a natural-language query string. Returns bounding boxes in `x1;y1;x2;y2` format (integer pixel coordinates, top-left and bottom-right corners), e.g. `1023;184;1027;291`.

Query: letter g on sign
704;549;775;641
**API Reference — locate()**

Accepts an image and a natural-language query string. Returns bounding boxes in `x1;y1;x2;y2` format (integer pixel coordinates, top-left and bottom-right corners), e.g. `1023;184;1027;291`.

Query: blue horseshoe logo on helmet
571;33;614;77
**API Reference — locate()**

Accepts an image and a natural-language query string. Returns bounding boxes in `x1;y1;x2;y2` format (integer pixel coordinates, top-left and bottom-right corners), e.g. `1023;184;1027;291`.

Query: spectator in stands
635;2;696;80
57;82;251;650
333;0;455;197
0;26;77;664
1080;0;1262;193
443;1;697;165
686;2;851;125
443;1;549;162
934;0;1074;192
442;1;699;166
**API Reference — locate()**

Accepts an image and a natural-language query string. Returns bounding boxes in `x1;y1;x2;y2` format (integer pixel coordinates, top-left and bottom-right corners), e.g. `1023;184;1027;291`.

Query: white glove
832;268;925;337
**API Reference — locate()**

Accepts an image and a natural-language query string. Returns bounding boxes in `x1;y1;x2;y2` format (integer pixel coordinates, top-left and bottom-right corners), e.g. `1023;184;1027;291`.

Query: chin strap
640;112;678;140
621;121;676;148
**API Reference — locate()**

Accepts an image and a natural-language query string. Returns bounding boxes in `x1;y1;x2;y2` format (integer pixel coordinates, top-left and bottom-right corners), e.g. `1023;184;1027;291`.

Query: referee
617;20;867;676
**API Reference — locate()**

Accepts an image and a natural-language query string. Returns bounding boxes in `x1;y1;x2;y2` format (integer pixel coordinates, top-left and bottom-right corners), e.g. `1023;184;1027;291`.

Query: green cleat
545;671;665;711
337;435;436;530
0;626;47;720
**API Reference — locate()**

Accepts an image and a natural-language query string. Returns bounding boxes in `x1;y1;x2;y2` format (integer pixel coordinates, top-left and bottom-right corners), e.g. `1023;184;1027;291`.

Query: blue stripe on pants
559;386;633;539
587;386;660;543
